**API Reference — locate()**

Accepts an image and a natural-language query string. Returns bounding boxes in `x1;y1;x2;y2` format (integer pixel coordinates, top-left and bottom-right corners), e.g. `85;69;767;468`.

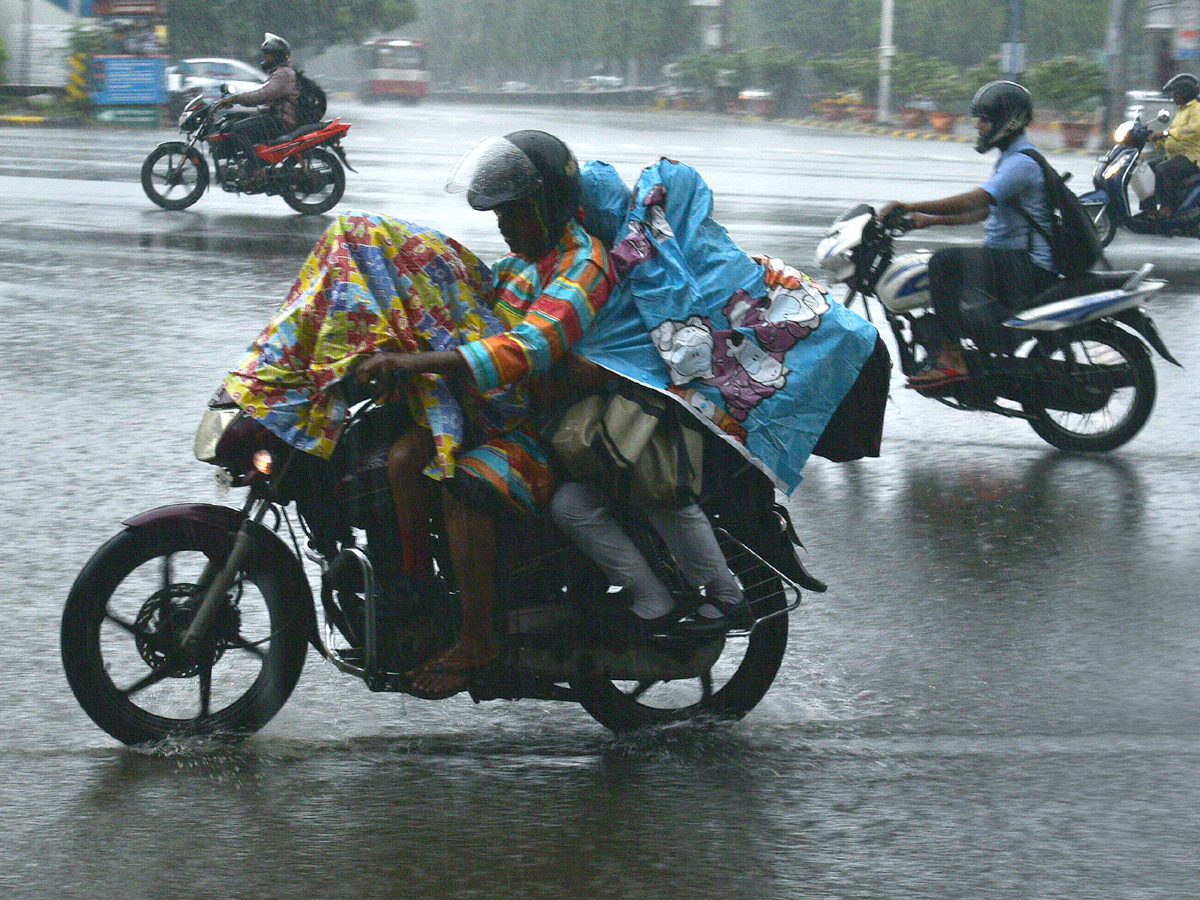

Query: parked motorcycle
816;206;1179;452
140;93;352;215
61;385;824;746
1077;109;1200;244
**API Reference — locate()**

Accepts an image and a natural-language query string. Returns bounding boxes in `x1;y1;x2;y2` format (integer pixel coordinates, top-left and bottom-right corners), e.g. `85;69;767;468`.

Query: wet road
1;103;1198;899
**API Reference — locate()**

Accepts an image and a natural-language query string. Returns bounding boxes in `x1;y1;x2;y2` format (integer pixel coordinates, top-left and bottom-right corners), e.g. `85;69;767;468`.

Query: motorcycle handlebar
879;206;914;234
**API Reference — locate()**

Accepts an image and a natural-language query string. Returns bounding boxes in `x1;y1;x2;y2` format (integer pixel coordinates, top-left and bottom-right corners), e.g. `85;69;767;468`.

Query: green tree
0;34;8;86
1026;55;1105;117
165;0;417;59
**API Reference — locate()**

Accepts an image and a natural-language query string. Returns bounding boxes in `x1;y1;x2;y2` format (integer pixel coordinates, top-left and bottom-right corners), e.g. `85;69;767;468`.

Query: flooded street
1;103;1198;898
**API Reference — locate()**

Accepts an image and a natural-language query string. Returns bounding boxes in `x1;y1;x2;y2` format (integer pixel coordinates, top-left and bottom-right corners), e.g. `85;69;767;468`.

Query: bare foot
408;640;499;699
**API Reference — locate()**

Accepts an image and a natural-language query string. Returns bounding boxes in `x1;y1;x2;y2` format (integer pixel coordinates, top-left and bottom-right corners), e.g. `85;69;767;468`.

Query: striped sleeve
460;227;613;391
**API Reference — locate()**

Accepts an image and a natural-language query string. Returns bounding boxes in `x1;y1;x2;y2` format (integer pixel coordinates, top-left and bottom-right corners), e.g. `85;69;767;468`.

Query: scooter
1077;109;1200;243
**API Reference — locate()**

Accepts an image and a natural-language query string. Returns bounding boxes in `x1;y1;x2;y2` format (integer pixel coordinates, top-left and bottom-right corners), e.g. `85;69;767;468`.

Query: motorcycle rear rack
713;527;804;635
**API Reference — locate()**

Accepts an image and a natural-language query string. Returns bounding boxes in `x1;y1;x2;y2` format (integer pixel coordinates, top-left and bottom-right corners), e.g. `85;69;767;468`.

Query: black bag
1018;148;1103;279
294;70;327;125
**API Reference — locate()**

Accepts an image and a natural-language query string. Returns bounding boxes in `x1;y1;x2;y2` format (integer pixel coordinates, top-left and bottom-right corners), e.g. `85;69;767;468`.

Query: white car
1123;90;1176;124
165;57;266;116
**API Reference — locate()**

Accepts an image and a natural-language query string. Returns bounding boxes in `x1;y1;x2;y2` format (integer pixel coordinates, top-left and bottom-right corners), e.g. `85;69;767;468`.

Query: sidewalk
0;112;87;126
779;113;1101;155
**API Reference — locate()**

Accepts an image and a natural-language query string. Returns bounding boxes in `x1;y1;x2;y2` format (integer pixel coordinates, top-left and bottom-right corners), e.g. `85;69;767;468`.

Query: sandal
905;364;968;389
407;645;500;700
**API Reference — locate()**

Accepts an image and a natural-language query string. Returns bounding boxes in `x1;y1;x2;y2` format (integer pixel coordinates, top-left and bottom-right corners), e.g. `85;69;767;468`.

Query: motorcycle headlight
252;449;274;475
1114;121;1133;144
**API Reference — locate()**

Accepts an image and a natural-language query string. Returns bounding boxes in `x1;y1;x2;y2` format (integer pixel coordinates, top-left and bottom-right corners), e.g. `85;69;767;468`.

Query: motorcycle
61;384;825;746
816;206;1179;452
1077;109;1200;243
140;91;353;215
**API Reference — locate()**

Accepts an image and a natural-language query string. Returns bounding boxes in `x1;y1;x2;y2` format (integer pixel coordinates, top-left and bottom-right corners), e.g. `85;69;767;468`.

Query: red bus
359;38;430;103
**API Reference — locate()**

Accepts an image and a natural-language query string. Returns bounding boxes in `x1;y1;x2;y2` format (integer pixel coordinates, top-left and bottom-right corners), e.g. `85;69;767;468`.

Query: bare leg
387;428;435;578
387;428;435;531
410;490;500;697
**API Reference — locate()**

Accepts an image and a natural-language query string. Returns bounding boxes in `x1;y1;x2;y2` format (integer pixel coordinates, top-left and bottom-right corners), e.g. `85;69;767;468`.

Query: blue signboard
91;55;165;105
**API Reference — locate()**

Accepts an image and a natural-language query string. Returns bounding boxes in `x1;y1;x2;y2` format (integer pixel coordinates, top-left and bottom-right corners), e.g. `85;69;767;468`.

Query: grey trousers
550;481;743;616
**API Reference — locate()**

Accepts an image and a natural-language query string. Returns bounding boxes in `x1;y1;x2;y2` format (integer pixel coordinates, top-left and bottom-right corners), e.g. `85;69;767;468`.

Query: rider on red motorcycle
215;33;300;187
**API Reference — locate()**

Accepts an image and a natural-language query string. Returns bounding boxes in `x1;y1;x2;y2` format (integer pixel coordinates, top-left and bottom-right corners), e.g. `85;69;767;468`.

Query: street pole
878;0;895;122
21;0;33;93
1003;0;1026;80
1103;0;1133;137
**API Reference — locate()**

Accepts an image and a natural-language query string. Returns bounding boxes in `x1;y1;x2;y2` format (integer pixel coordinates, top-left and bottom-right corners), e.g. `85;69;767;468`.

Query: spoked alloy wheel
281;147;345;215
61;524;307;746
141;141;208;210
1023;321;1156;452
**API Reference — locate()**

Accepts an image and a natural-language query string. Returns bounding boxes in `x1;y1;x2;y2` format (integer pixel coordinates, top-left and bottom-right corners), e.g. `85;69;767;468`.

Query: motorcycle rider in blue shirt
880;81;1058;389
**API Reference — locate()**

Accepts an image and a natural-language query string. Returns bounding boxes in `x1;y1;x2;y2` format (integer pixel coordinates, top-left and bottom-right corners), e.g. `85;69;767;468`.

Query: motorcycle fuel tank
876;250;932;312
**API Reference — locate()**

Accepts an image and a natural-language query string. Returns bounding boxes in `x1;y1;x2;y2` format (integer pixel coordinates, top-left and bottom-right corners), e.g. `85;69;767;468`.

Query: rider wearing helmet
1149;73;1200;216
879;80;1057;389
355;131;616;698
216;33;300;187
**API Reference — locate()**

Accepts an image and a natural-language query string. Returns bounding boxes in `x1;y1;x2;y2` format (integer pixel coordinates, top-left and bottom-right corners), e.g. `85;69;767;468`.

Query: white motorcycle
815;205;1179;452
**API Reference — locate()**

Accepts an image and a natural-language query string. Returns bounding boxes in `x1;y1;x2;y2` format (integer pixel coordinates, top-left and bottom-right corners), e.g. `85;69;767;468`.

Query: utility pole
1103;0;1135;137
1002;0;1026;80
878;0;895;123
21;0;33;91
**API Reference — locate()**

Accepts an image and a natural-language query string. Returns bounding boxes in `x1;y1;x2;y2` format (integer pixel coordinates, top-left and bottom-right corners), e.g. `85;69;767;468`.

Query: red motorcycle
140;95;352;215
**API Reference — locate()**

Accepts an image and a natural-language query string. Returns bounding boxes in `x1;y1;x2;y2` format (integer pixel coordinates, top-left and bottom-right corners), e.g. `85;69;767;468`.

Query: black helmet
446;130;582;252
1163;73;1199;104
260;33;291;72
970;80;1033;153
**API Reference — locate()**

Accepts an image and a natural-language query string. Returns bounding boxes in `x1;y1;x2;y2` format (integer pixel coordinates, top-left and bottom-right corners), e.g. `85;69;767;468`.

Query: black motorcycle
61;386;823;745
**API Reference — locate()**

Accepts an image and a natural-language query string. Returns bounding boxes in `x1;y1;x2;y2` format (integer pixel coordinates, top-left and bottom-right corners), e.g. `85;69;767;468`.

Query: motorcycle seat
266;122;330;146
1179;172;1200;195
1025;270;1141;307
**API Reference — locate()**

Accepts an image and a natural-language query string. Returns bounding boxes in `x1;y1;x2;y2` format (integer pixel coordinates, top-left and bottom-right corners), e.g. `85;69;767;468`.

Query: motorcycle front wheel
61;522;308;746
141;141;209;210
571;589;788;732
1023;320;1156;452
281;146;345;215
1081;200;1117;247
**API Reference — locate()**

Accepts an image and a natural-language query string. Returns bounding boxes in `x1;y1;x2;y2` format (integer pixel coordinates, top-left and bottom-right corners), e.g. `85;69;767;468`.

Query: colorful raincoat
224;211;529;474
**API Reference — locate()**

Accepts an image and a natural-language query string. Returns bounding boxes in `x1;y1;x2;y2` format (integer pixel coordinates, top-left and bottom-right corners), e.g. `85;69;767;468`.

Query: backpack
293;69;327;125
1017;148;1104;280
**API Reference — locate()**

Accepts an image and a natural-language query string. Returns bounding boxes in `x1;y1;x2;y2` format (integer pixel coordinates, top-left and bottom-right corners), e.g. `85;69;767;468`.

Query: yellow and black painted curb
779;114;1100;155
780;115;973;143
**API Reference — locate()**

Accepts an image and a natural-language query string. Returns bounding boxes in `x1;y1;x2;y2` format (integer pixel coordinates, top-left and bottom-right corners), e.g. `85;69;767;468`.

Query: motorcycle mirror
1157;109;1171;123
220;82;233;96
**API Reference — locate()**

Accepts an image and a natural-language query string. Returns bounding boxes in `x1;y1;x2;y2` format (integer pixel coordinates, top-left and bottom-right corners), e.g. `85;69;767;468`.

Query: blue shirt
982;135;1056;273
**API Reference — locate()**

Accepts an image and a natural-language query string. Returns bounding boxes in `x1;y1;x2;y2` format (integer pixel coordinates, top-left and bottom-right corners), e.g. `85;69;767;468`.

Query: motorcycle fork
180;496;270;649
182;452;299;649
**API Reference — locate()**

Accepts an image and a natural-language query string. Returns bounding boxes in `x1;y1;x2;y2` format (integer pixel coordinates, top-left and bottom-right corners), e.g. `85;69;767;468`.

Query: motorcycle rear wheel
61;523;307;746
571;589;788;732
141;141;208;210
281;146;345;215
1023;321;1156;452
